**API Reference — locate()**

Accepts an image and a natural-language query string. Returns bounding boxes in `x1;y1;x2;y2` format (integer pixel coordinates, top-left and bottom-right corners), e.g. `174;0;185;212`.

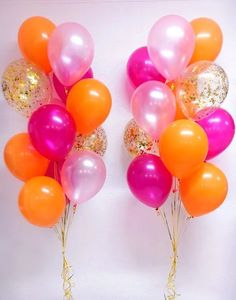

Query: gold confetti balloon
73;127;107;156
1;59;51;117
124;119;158;157
176;61;229;120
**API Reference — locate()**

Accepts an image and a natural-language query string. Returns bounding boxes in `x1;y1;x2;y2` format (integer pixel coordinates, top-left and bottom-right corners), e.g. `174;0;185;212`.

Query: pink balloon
28;104;76;161
61;151;106;205
52;68;94;103
48;22;94;86
131;81;176;140
127;154;172;208
46;160;64;183
46;160;70;204
49;97;65;107
147;15;195;80
127;46;165;87
197;108;235;160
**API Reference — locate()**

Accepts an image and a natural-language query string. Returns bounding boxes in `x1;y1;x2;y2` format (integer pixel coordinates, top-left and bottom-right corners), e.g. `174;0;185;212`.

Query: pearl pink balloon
52;68;93;103
131;81;176;140
28;104;76;161
197;108;235;160
61;150;106;205
127;46;165;87
48;22;94;86
147;15;195;80
127;154;172;208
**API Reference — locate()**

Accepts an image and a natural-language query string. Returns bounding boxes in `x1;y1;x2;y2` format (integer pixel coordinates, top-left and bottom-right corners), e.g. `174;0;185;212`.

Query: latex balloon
28;104;76;161
2;59;51;117
197;108;235;160
180;162;228;217
127;154;172;208
49;97;65;107
67;79;112;134
127;46;165;87
18;176;65;227
48;22;94;86
159;120;208;178
45;160;64;184
166;80;186;120
124;119;158;157
18;16;55;73
131;81;176;140
190;18;223;63
61;151;106;205
147;15;195;80
176;61;229;120
4;133;50;181
73;127;107;157
53;68;93;103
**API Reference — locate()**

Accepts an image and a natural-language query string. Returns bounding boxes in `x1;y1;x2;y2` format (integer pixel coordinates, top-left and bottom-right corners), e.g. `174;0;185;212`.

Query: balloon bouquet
125;16;234;299
2;17;111;299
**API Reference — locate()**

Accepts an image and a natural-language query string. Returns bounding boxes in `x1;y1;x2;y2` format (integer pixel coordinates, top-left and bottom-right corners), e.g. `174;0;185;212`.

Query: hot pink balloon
49;97;65;107
197;108;235;160
28;104;76;161
48;22;94;86
127;154;172;208
46;160;64;182
147;15;195;80
61;150;106;205
52;68;93;103
131;81;176;140
127;46;165;87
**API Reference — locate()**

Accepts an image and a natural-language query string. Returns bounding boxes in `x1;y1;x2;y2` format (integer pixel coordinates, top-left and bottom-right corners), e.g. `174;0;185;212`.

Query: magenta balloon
61;150;106;205
197;108;235;160
46;160;64;183
131;81;176;139
53;68;93;103
147;15;195;80
28;104;76;161
127;154;172;208
49;97;65;107
48;22;94;86
127;46;165;87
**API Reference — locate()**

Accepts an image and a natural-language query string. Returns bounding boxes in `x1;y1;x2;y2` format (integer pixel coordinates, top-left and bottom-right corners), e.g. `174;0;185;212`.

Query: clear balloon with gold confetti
73;127;107;157
1;59;51;117
124;119;158;157
176;61;228;120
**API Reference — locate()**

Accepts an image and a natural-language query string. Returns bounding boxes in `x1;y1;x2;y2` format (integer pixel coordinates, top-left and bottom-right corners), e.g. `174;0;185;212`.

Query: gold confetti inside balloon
1;59;51;117
73;127;107;156
124;119;158;157
176;61;229;120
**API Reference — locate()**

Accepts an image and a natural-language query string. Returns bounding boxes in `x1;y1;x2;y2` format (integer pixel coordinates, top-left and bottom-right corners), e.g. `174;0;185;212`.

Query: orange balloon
190;17;223;63
67;79;112;134
4;133;50;181
166;81;186;120
18;16;55;73
180;162;228;217
175;101;186;120
19;176;65;227
159;120;208;178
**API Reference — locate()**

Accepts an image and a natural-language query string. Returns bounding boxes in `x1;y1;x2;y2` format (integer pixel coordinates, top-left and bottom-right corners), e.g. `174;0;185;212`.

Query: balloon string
61;203;75;300
53;162;76;300
157;178;188;300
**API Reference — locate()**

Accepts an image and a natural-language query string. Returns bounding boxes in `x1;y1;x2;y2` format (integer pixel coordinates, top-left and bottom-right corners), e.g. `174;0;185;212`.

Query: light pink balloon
131;81;176;140
61;150;106;205
48;22;94;86
147;15;195;80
